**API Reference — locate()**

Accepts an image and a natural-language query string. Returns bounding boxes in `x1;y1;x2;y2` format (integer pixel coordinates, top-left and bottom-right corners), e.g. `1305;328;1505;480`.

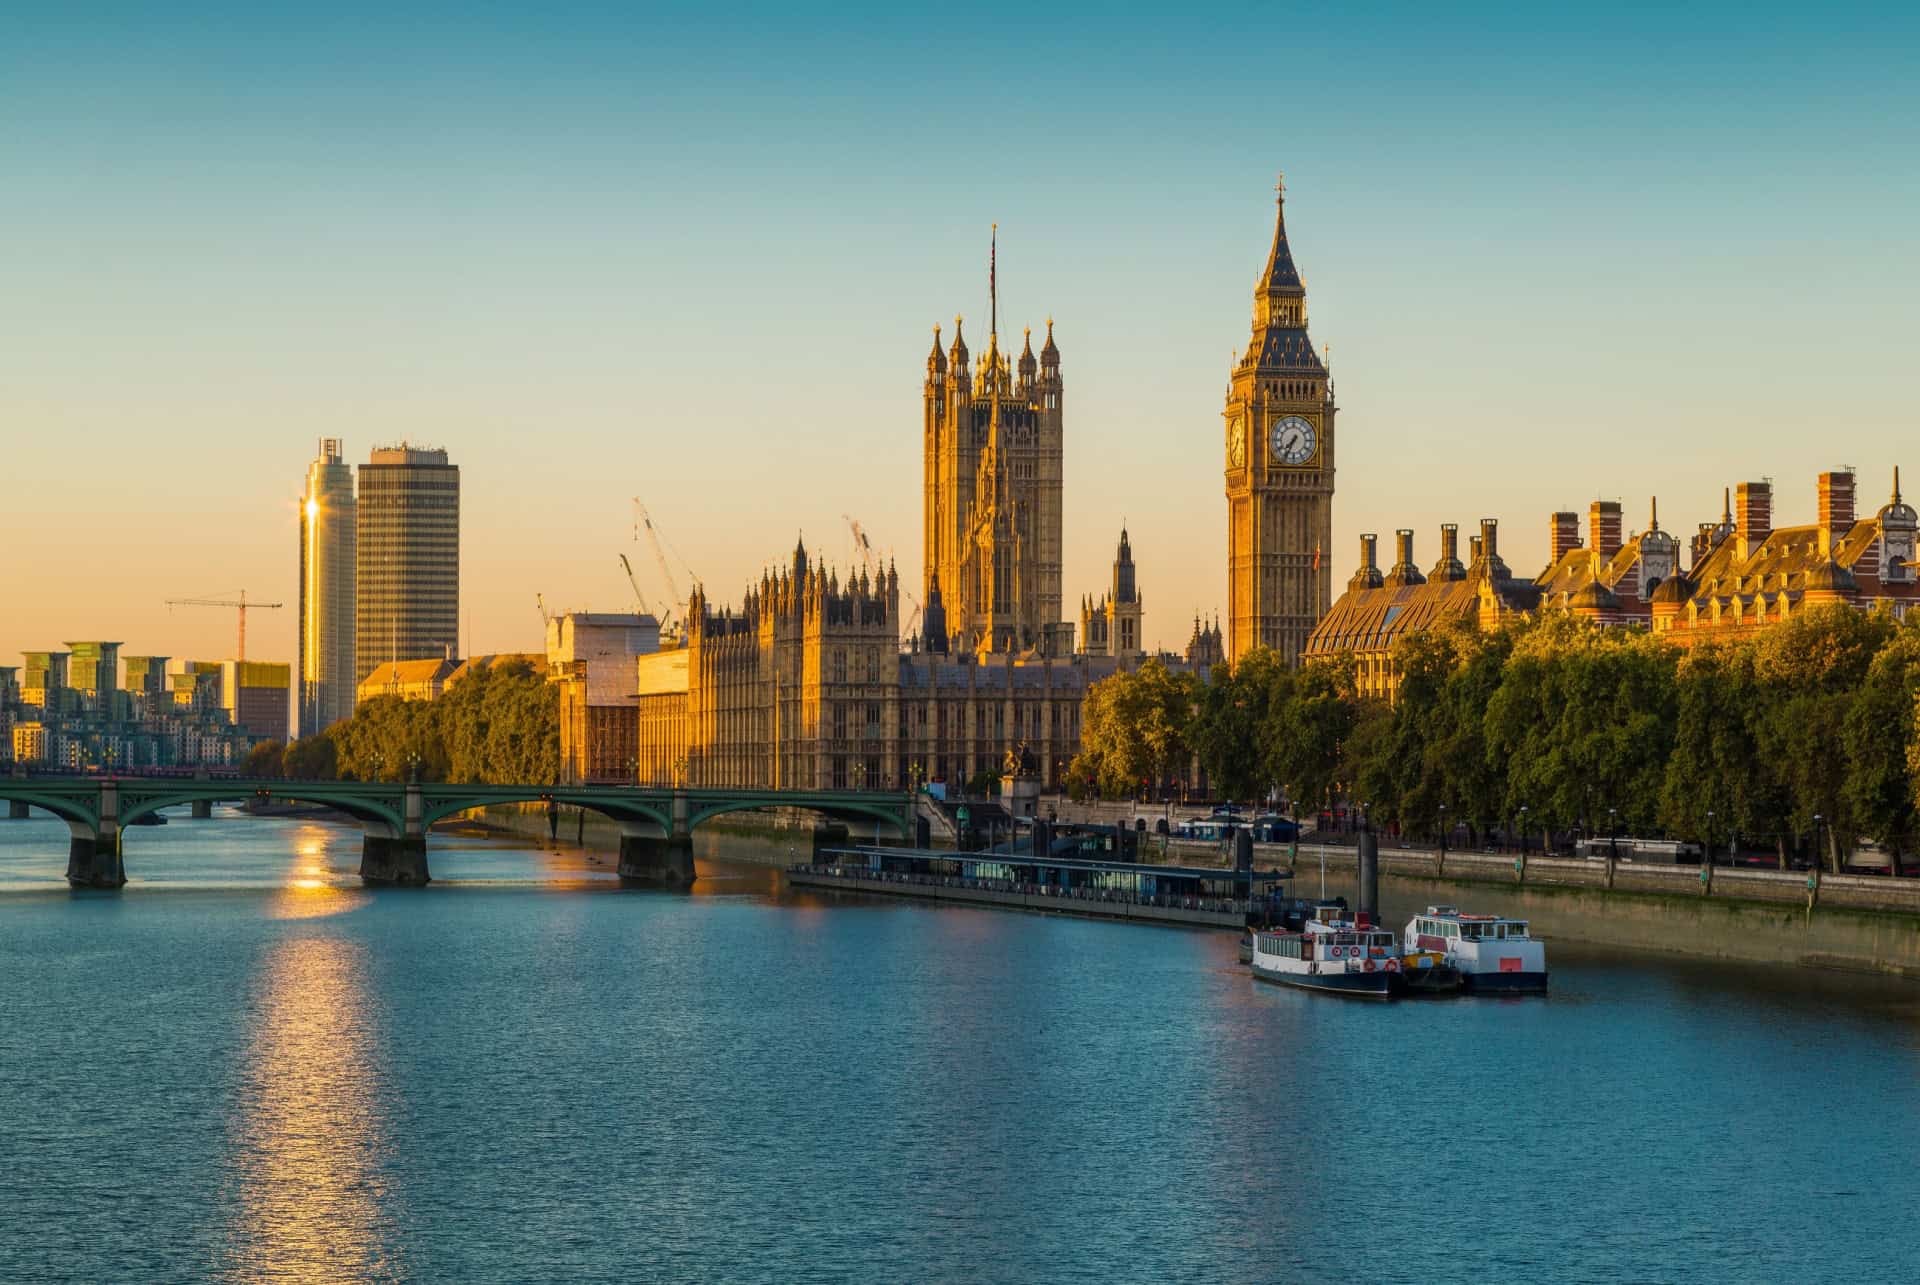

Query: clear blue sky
3;1;1916;663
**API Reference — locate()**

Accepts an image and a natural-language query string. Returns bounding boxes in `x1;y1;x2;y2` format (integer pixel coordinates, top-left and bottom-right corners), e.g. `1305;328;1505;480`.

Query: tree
1843;621;1920;873
1749;605;1894;870
1485;616;1676;848
1262;655;1357;812
242;739;285;778
1071;659;1199;799
282;733;339;781
1188;647;1288;801
1659;645;1762;856
270;662;561;785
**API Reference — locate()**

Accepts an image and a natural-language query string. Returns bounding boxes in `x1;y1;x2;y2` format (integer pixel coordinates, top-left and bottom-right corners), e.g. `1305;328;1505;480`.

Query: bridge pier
190;799;213;819
361;834;430;886
617;833;695;887
7;800;26;820
67;834;126;888
812;823;852;859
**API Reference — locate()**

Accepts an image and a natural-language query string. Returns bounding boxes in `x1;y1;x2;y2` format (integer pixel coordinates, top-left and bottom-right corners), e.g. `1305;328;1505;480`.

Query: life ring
1386;959;1400;973
1364;959;1376;973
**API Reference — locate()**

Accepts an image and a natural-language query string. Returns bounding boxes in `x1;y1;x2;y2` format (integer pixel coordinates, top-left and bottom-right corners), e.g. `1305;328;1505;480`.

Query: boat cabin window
1507;923;1528;938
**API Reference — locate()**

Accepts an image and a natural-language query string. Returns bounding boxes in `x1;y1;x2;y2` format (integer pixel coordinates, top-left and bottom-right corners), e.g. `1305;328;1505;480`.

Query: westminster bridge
0;774;915;889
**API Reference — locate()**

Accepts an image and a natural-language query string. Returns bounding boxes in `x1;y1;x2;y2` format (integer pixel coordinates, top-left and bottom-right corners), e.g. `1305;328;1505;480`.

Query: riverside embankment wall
1280;842;1920;979
464;803;822;868
450;803;1920;977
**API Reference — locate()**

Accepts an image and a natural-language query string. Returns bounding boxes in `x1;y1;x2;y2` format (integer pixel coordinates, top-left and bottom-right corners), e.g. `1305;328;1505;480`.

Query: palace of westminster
554;180;1918;788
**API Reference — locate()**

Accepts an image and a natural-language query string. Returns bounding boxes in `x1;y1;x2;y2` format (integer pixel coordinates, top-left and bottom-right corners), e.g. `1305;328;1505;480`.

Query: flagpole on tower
990;222;997;341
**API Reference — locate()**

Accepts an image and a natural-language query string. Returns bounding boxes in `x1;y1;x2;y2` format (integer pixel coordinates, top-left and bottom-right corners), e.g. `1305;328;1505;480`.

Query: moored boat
1393;944;1462;995
1403;905;1548;994
1248;909;1398;1000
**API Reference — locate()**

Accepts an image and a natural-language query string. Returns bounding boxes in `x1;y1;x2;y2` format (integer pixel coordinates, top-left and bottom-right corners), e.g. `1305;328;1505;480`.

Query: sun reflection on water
214;930;404;1281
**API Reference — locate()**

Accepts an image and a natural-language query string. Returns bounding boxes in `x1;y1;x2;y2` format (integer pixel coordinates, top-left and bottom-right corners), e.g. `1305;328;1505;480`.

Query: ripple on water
1;817;1917;1281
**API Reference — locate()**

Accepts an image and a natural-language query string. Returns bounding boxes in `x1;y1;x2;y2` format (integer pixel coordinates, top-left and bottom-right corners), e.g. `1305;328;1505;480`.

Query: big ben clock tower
1225;175;1335;665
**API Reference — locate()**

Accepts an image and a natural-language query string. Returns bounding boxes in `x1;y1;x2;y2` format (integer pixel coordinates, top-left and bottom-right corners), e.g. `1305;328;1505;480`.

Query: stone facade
1304;470;1919;698
623;544;1125;792
1226;177;1336;666
1078;528;1145;660
923;304;1066;656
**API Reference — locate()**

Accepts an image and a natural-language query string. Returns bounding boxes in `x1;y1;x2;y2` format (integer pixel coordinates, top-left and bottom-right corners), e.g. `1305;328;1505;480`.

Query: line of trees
243;659;559;784
1069;606;1920;871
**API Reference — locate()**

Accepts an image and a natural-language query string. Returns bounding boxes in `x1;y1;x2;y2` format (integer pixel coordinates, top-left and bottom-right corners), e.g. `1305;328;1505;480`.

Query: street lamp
1519;805;1530;858
1813;813;1824;872
1608;807;1618;862
1706;810;1715;867
1438;803;1448;859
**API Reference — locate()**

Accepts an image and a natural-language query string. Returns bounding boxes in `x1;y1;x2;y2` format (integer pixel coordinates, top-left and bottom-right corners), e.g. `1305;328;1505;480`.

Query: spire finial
1275;170;1285;202
1650;495;1659;532
1896;465;1903;505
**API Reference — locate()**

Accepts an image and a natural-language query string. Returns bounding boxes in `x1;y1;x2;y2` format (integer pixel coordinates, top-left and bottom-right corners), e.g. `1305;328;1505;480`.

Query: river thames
3;810;1917;1283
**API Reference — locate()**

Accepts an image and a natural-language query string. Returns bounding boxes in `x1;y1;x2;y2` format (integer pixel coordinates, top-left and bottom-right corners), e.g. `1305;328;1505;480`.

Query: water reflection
214;927;402;1281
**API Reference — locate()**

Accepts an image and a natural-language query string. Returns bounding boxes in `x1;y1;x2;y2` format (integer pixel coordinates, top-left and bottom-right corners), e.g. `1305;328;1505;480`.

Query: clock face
1270;415;1317;466
1227;416;1245;468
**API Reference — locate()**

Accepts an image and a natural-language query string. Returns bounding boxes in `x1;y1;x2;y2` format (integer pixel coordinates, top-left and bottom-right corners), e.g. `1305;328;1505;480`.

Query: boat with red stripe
1404;905;1549;994
1248;908;1399;1000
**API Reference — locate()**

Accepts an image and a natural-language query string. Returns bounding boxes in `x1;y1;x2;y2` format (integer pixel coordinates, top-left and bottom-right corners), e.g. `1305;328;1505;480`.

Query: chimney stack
1549;512;1580;564
1479;517;1500;562
1735;482;1771;557
1349;533;1384;590
1432;523;1465;581
1469;535;1484;563
1394;528;1416;571
1589;500;1623;560
1818;471;1856;541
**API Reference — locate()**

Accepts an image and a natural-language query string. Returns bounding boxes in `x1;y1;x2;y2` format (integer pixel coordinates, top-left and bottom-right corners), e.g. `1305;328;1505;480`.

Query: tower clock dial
1227;416;1245;468
1270;415;1317;466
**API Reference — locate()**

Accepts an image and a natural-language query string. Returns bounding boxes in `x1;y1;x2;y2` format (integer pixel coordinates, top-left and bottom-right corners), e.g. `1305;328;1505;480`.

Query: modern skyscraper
355;444;460;688
298;438;357;734
1224;176;1337;664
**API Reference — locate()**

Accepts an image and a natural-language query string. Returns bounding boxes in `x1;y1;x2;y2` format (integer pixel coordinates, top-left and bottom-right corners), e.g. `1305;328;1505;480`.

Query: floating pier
789;846;1293;930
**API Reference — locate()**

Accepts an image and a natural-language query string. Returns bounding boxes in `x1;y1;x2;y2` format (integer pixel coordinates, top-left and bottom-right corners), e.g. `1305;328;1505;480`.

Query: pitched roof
358;659;456;690
1262;193;1303;291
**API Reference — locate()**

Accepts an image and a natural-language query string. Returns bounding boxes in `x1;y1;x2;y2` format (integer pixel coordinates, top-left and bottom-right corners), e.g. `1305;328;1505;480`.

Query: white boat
1403;905;1548;994
1248;910;1398;1000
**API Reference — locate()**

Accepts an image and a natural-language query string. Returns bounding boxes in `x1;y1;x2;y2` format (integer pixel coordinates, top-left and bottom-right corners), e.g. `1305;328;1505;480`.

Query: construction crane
536;592;552;626
632;497;696;622
842;514;875;574
618;554;663;624
164;589;284;662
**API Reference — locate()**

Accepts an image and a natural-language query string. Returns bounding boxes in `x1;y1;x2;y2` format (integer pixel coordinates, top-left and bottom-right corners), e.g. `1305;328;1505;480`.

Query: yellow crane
164;589;284;662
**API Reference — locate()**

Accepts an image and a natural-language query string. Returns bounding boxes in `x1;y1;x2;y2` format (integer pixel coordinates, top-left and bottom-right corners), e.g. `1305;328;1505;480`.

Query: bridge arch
117;787;406;834
685;798;910;839
2;791;99;833
417;790;672;834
